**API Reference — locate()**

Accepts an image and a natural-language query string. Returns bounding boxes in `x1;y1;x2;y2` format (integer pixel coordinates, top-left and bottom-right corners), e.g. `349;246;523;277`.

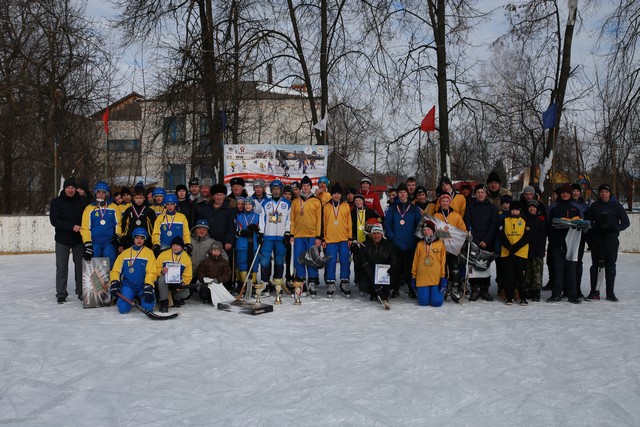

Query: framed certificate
165;262;182;284
374;264;391;285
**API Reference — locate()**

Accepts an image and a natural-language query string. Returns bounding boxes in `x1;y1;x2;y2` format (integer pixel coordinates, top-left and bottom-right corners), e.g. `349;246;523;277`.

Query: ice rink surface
1;253;639;426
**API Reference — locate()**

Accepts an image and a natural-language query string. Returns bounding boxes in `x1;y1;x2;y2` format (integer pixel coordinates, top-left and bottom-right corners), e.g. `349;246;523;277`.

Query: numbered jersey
259;197;291;239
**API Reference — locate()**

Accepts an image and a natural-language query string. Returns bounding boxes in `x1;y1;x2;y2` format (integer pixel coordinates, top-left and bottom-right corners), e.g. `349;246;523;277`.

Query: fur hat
301;176;312;186
230;177;245;187
200;178;213;187
558;183;572;194
175;184;187;193
63;177;77;189
330;183;343;194
487;171;501;184
211;184;227;195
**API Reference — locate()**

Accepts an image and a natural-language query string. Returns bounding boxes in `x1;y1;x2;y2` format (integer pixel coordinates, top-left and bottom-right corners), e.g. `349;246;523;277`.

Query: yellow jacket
291;195;323;238
322;201;353;243
155;248;193;284
434;210;467;232
412;239;446;287
500;216;529;259
152;211;191;248
110;245;157;288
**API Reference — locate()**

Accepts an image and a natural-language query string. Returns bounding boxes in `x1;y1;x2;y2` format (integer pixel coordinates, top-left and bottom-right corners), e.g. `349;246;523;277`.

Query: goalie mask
297;245;331;268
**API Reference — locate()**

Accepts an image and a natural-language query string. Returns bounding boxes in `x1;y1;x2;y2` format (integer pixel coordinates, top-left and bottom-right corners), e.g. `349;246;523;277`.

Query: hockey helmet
152;187;166;197
164;193;178;204
132;227;148;240
297;245;331;269
94;181;110;194
270;179;284;189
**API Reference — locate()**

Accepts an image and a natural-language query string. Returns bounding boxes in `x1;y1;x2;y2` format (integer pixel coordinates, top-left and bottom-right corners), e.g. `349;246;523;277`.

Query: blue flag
542;102;557;129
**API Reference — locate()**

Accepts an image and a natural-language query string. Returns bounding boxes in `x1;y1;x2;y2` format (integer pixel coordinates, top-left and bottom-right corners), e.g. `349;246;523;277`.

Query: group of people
50;170;630;314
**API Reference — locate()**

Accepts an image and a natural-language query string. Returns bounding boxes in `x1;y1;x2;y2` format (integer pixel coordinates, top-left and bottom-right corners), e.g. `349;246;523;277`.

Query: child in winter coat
411;220;447;307
498;201;530;305
235;198;261;286
196;241;232;303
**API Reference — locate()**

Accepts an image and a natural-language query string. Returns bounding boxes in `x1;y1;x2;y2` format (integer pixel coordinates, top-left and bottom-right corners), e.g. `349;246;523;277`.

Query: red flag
102;107;109;135
420;106;436;132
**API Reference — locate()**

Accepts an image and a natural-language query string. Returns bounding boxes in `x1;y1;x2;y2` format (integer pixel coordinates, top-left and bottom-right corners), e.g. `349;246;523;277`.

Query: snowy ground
1;253;640;426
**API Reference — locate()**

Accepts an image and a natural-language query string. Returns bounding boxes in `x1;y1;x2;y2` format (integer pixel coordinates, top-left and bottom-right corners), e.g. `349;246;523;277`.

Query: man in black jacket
585;183;630;301
351;223;398;305
49;178;89;303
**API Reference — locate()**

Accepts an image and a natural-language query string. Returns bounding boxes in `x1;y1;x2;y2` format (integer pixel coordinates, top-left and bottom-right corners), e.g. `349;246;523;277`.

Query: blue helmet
152;187;166;197
94;181;110;194
318;176;330;185
132;227;148;239
164;193;178;204
270;180;284;189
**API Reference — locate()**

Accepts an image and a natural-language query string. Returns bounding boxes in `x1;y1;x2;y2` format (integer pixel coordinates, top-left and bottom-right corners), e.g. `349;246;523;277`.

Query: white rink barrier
1;213;640;254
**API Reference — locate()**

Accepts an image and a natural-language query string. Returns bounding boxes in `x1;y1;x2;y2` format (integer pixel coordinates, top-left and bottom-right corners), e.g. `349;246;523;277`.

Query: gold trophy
291;278;304;305
273;278;284;305
253;281;266;304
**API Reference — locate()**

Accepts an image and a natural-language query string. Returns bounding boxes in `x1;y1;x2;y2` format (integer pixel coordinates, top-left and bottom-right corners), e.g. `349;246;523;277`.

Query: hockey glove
109;280;121;298
247;224;260;234
438;278;448;294
153;245;162;257
83;242;93;261
283;232;291;245
410;278;417;293
257;233;264;245
240;230;253;238
184;243;193;256
112;235;121;248
141;284;155;305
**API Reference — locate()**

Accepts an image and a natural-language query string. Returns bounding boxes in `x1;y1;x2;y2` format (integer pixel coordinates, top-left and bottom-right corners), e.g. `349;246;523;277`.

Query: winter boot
520;298;528;306
469;284;480;302
531;290;541;302
480;287;494;301
340;279;351;298
606;293;619;302
326;280;336;297
585;291;600;300
159;299;169;313
505;298;513;306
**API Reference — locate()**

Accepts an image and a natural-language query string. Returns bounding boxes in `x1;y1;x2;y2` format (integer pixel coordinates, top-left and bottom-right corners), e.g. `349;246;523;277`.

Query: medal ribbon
132;204;143;221
128;246;143;268
299;196;308;215
243;213;256;230
357;209;365;227
164;212;175;231
397;203;410;220
171;251;182;264
332;201;340;222
96;204;106;222
423;240;432;262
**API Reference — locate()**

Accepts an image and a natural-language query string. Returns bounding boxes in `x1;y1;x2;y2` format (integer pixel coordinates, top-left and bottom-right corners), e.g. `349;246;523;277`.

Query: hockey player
411;220;447;307
498;201;530;305
351;193;380;244
321;183;353;297
109;228;157;314
315;176;332;205
250;179;268;214
290;175;323;297
434;192;467;303
152;193;192;257
80;181;119;266
259;180;291;299
119;187;156;250
150;187;166;216
384;182;422;298
236;198;261;288
155;236;193;312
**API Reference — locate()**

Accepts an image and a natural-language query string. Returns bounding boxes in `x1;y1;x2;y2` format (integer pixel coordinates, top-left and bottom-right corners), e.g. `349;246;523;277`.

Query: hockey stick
595;237;605;292
462;231;472;302
236;243;262;302
116;292;179;320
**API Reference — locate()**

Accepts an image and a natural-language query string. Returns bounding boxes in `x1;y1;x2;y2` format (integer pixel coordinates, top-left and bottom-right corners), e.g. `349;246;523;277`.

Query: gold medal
358;225;364;231
424;257;431;266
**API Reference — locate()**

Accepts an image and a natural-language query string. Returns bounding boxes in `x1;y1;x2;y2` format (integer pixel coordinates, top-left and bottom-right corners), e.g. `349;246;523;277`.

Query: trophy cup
273;279;284;305
253;281;266;304
292;278;304;305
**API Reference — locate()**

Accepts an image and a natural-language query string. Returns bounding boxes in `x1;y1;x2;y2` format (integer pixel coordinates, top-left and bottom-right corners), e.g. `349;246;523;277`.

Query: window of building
108;139;141;152
163;116;186;145
165;164;186;190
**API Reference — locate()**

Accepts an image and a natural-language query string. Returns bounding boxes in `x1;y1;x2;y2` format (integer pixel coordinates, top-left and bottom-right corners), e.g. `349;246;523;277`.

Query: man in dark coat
464;183;499;301
585;183;630;301
49;178;89;303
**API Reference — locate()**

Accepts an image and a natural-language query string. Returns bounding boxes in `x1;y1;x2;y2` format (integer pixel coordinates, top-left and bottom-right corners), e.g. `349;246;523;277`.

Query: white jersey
260;197;291;238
